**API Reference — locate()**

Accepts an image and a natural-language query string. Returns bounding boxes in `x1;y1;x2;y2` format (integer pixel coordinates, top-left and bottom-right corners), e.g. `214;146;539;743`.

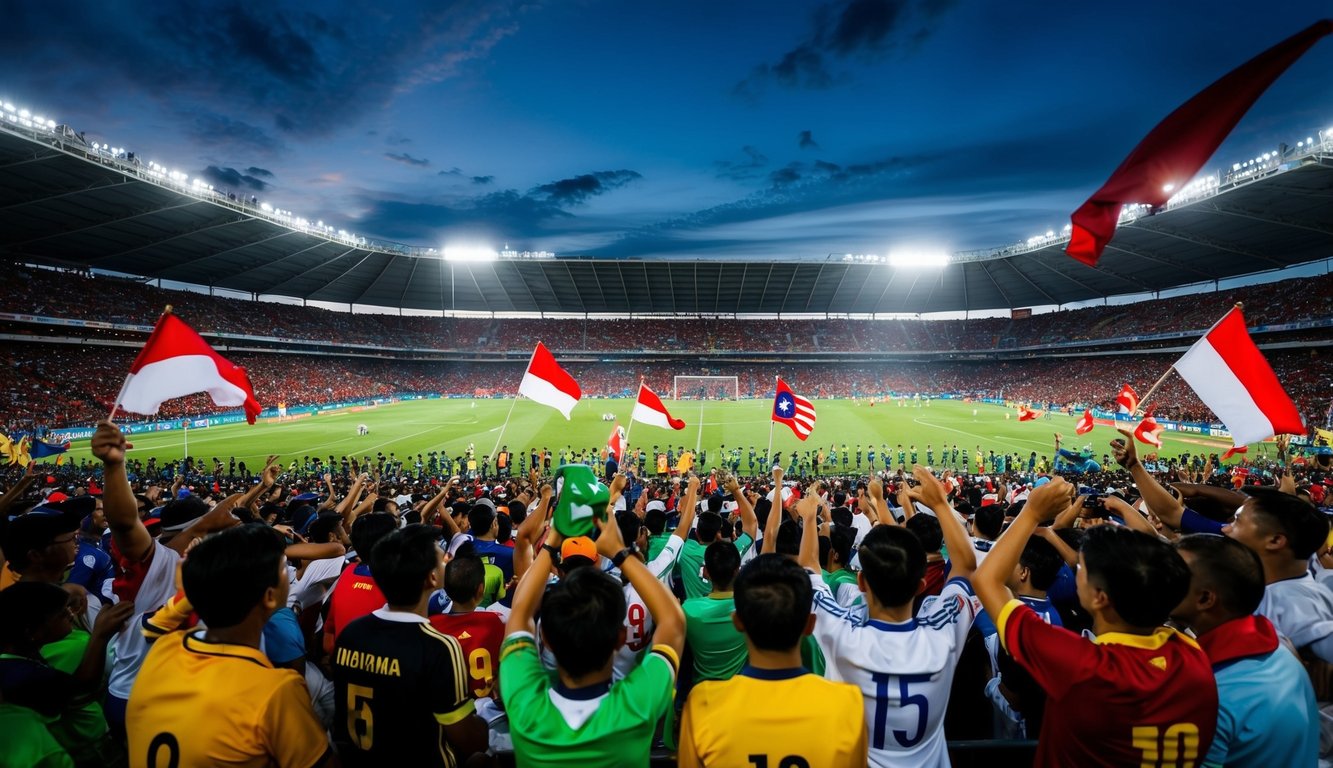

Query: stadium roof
2;120;1332;315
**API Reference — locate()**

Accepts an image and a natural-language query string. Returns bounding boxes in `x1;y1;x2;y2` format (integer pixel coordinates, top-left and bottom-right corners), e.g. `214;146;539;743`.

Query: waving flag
606;422;626;461
1222;445;1248;461
29;438;70;459
631;383;685;430
9;436;31;467
1018;406;1039;422
1115;384;1140;416
1066;21;1333;265
1075;409;1095;435
1173;306;1304;446
0;432;11;463
116;311;262;423
772;377;816;440
517;341;582;420
1133;412;1164;448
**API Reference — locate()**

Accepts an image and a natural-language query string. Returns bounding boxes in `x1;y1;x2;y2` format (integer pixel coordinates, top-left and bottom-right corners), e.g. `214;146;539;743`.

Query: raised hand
90;420;132;465
1024;477;1073;523
1110;433;1139;470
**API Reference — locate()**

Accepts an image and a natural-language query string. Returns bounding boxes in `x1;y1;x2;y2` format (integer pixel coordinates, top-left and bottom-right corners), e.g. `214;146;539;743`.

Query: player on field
973;476;1218;767
332;525;488;767
500;480;684;767
679;554;866;767
799;466;978;767
1171;534;1319;767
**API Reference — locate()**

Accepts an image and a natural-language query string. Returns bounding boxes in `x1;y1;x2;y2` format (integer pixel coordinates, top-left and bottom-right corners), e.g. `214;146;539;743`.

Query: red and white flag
1075;409;1095;435
116;312;261;423
1018;406;1039;422
1133;412;1164;448
1115;384;1140;416
1066;21;1333;265
606;422;626;461
772;377;816;440
517;342;581;419
1173;306;1304;446
1222;445;1248;461
631;383;685;431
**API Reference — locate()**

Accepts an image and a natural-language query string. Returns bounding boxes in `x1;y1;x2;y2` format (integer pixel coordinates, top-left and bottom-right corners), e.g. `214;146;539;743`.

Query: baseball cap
2;497;91;559
560;536;597;563
645;499;667;514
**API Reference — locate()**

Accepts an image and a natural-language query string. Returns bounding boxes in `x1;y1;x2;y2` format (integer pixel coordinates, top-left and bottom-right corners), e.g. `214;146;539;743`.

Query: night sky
5;1;1332;262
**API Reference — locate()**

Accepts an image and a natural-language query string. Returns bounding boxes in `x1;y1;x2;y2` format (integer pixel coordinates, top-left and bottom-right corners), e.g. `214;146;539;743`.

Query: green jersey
800;635;826;677
646;532;675;562
500;632;678;767
0;702;72;768
676;534;754;600
682;593;747;681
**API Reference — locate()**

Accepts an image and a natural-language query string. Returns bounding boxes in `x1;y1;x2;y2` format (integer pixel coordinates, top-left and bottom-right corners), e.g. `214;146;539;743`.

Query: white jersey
1258;572;1333;663
810;572;977;768
969;537;994;567
849;512;874;547
612;534;684;680
109;540;181;699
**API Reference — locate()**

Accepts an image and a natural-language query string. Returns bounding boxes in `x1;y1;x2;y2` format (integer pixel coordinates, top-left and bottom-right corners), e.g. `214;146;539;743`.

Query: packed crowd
2;420;1331;767
5;266;1330;354
3;341;1328;436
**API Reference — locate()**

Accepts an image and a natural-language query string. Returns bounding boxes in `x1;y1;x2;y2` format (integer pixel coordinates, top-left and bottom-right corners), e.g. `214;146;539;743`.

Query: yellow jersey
127;629;329;768
679;665;866;767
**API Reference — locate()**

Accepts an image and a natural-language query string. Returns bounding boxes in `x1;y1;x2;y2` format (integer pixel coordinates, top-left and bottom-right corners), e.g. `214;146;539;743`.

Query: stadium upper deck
1;99;1332;315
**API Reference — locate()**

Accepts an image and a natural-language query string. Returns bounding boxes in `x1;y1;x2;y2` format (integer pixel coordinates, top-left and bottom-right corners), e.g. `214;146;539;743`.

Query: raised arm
867;476;896;526
91;420;153;561
974;478;1070;620
672;475;700;540
796;486;822;573
912;466;975;578
725;473;758;541
1110;434;1185;530
0;463;38;517
1104;495;1163;540
511;484;552;583
761;467;785;554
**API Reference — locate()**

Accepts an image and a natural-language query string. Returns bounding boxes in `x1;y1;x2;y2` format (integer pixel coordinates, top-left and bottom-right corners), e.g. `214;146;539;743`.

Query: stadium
2;8;1333;768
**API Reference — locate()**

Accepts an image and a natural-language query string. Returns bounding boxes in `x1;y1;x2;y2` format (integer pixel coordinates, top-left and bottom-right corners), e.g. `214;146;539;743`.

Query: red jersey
324;562;384;647
429;610;505;698
998;600;1217;767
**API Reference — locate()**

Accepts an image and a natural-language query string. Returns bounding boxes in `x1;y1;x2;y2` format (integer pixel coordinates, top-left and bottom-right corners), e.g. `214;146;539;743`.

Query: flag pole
765;375;776;466
1135;302;1242;418
109;304;174;423
490;344;539;463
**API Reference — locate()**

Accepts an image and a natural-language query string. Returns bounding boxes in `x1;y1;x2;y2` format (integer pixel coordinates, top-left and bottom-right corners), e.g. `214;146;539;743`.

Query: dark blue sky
5;1;1332;261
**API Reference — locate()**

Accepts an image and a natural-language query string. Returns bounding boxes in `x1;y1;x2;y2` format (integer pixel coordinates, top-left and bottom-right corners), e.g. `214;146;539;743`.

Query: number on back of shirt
748;756;809;768
1132;723;1199;767
347;684;374;749
870;672;932;749
469;648;494;697
147;732;179;768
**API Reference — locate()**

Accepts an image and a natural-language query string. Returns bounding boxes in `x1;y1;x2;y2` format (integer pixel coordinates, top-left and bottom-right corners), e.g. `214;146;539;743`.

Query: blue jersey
975;595;1061;638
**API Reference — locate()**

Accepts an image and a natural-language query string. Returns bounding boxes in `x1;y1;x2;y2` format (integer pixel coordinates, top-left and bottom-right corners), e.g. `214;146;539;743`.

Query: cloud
798;130;819;149
244;166;274;178
736;0;958;94
385;133;413;146
715;145;770;180
197;165;272;192
0;2;537;139
385;152;430;167
351;168;644;242
532;170;642;206
438;167;465;177
179;109;285;154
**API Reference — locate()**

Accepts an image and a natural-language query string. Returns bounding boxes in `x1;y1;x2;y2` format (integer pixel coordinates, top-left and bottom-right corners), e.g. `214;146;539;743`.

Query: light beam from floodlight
443;246;499;262
887;251;949;268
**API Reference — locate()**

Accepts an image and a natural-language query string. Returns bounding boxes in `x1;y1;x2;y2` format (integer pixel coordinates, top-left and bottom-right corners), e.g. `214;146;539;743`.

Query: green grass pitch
58;399;1242;470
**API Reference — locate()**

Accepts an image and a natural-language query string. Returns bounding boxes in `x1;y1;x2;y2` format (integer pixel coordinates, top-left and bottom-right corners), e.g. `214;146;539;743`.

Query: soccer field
61;399;1242;470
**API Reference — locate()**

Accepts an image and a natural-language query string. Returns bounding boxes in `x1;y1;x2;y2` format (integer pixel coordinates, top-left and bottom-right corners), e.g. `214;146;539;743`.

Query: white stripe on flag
518;372;579;420
118;355;248;416
1174;337;1274;445
630;402;673;430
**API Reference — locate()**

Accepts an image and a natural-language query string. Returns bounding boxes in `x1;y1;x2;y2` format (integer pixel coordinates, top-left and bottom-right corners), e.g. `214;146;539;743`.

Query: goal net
673;375;740;401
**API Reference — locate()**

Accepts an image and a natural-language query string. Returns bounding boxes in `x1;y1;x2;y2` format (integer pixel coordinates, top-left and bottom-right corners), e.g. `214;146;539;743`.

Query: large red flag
1075;409;1095;435
116;312;262;423
1173;306;1304;445
1067;20;1332;265
1133;412;1165;448
517;342;582;419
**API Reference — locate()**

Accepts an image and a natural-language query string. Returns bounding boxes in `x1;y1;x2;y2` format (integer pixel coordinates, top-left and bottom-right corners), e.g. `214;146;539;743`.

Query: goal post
672;375;740;401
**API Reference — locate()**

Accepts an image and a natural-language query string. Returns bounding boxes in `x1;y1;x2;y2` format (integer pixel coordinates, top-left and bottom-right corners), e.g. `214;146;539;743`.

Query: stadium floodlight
1162;183;1175;192
444;246;499;262
887;251;949;268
